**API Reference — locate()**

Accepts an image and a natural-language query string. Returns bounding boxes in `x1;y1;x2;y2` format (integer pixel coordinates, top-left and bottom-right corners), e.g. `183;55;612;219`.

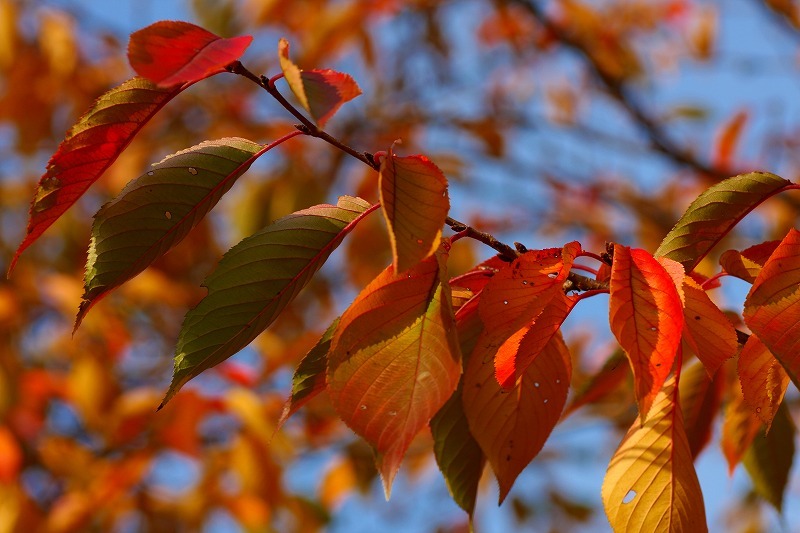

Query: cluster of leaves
7;14;800;533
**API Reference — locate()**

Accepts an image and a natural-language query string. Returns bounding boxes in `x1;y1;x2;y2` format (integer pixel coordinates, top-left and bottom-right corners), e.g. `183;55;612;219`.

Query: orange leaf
719;240;780;283
602;376;707;532
0;426;21;483
743;228;800;388
720;359;762;474
609;245;684;420
495;292;577;388
713;110;747;168
681;277;737;376
679;360;723;458
737;334;788;430
379;147;450;273
327;251;461;497
463;330;571;503
562;350;629;418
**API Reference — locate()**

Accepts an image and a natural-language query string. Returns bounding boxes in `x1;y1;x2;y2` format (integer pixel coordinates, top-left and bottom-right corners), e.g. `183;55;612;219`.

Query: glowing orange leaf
737;334;788;430
609;245;684;420
743;228;800;388
327;251;461;497
602;376;706;532
681;277;737;376
379;146;450;273
719;240;780;283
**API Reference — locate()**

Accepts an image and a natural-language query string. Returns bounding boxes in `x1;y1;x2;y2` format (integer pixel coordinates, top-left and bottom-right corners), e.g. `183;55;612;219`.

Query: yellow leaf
602;376;707;532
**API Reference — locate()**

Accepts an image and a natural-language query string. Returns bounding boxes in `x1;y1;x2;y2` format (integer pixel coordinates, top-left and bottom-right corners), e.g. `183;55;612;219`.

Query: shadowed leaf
327;251;461;498
655;172;791;272
563;350;629;419
278;39;361;127
721;359;762;473
162;196;374;408
681;277;737;376
719;241;780;283
379;146;450;273
463;329;571;503
679;360;723;458
602;376;707;532
10;78;183;273
743;404;795;512
609;245;684;421
128;20;252;87
77;137;264;328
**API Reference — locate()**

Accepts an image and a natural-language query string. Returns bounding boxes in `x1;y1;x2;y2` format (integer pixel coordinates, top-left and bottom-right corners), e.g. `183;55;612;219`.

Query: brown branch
510;0;734;181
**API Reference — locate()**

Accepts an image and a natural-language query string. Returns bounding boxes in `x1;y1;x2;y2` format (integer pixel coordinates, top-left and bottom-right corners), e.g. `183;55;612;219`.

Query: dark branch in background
228;61;611;292
511;0;734;181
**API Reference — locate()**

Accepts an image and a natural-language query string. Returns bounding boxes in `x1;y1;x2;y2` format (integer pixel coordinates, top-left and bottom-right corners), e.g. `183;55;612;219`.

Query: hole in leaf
622;490;636;504
359;405;367;411
165;212;172;220
188;167;198;175
503;300;508;305
147;171;155;176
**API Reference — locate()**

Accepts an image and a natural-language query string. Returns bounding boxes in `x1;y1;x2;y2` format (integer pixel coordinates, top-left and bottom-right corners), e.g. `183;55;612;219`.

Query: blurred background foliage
1;0;799;531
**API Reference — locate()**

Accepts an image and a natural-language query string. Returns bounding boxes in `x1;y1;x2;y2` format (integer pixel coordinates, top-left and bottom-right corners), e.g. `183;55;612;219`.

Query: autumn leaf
681;277;737;376
10;78;183;274
679;360;723;458
278;318;339;428
162;196;375;408
463;329;571;503
737;334;788;430
743;228;800;388
609;245;684;420
742;404;795;512
720;359;762;473
76;137;265;329
278;39;361;127
655;172;791;272
719;240;780;283
379;146;450;273
713;110;747;169
562;350;630;419
430;295;486;516
602;376;706;532
327;251;461;497
128;20;252;88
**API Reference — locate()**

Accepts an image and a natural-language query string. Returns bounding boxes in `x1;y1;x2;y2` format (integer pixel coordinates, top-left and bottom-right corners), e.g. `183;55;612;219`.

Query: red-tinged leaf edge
128;20;252;88
719;240;781;284
9;77;185;275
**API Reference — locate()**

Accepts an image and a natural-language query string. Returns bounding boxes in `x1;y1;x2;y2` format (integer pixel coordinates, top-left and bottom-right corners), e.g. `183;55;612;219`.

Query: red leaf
463;330;571;503
737;334;788;430
713;110;747;168
128;21;252;87
494;292;577;389
10;78;182;273
609;245;684;421
743;228;800;388
681;277;737;376
327;252;461;497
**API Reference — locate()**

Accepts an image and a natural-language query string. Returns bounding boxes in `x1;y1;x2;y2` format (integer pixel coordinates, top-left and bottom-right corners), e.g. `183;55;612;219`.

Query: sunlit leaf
379;146;450;273
720;359;762;473
162;196;374;408
278;318;339;428
681;277;737;376
737;334;788;430
743;404;795;512
494;292;577;389
743;228;800;388
430;297;485;517
128;20;252;87
327;251;461;497
609;245;684;420
719;241;780;283
602;376;706;532
679;360;723;458
76;137;264;328
463;329;571;503
655;172;791;272
278;39;361;127
10;78;183;273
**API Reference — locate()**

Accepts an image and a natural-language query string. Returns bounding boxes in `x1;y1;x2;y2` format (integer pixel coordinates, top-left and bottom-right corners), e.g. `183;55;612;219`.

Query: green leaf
743;403;795;512
655;172;790;272
76;137;264;328
161;196;374;408
278;318;339;427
